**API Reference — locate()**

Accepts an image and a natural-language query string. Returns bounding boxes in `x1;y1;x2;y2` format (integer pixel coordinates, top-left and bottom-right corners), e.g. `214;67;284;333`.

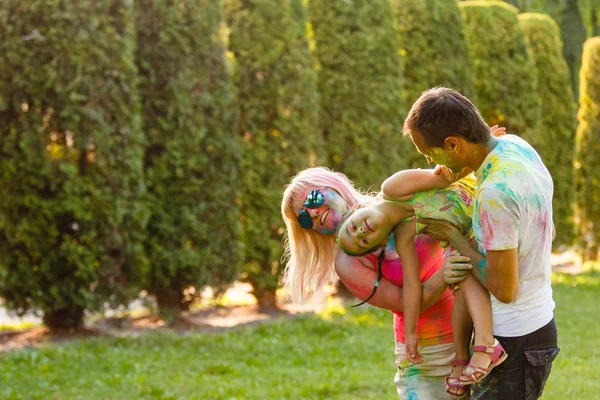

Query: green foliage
561;0;589;98
393;0;430;107
574;37;600;261
494;0;589;98
393;0;475;168
310;0;412;187
394;0;474;104
0;0;147;330
226;0;320;308
518;13;577;246
460;1;541;139
135;0;241;319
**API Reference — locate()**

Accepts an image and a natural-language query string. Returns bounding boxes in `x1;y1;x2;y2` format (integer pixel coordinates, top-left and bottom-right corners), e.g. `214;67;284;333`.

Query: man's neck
467;136;499;172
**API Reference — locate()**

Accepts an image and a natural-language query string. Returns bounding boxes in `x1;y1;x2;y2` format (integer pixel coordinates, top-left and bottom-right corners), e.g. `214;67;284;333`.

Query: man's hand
442;250;473;285
416;217;463;242
405;333;423;364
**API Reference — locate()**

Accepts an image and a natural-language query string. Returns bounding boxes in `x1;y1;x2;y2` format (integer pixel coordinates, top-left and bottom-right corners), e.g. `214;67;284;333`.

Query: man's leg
471;318;559;400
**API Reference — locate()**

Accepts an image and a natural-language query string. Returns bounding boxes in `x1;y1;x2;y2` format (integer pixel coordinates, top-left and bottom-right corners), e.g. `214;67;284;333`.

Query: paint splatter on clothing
361;235;453;346
386;175;477;248
473;134;555;337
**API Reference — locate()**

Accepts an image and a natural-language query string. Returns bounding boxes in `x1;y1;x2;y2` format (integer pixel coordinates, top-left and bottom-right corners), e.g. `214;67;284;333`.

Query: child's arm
394;220;424;364
382;169;458;201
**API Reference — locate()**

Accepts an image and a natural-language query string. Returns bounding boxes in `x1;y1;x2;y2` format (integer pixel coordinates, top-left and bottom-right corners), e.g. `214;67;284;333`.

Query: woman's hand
442;250;472;285
416;217;463;243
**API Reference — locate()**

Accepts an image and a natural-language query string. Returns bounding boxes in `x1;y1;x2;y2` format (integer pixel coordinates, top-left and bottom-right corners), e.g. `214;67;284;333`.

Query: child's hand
433;164;455;182
433;164;471;183
405;333;423;364
490;125;506;137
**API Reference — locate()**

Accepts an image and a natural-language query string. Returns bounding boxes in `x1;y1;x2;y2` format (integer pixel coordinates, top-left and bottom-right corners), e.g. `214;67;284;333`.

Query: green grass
0;271;598;400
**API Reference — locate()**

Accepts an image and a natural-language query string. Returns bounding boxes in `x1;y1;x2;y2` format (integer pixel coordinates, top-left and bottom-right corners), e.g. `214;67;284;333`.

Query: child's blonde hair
281;167;373;303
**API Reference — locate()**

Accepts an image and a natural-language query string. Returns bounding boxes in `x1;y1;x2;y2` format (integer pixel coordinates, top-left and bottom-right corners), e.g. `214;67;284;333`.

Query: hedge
310;0;411;187
393;0;475;168
394;0;474;104
519;13;577;247
493;0;588;98
226;0;320;309
574;37;600;261
0;0;147;330
136;0;241;320
460;1;540;139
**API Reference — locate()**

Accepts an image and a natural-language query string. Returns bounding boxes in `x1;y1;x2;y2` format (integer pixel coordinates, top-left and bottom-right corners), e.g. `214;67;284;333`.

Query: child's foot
460;338;508;385
445;360;468;399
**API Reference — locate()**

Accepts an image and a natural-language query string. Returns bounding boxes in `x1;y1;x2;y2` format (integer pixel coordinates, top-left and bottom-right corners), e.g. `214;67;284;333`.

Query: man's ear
444;136;461;153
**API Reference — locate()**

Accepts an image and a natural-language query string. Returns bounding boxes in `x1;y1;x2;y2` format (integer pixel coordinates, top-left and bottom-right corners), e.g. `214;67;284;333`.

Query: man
403;87;559;399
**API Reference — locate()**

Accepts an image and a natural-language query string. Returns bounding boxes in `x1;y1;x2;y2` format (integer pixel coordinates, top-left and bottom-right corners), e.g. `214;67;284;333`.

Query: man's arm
444;231;519;303
416;218;520;303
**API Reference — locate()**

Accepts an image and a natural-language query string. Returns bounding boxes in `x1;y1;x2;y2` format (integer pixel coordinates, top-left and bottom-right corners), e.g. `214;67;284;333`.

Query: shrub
136;0;241;321
574;37;600;261
492;0;589;98
460;1;541;139
518;13;577;247
393;0;475;168
226;0;320;310
310;0;411;186
0;0;147;330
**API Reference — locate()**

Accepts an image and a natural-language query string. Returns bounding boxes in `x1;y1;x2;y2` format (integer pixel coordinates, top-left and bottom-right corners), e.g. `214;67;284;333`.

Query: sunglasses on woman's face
298;189;325;229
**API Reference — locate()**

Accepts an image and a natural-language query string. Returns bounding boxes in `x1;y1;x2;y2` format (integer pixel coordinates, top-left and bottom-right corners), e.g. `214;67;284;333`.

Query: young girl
337;168;508;398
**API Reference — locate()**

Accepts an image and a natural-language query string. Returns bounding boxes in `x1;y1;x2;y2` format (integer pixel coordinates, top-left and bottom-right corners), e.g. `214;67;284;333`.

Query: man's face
409;130;464;171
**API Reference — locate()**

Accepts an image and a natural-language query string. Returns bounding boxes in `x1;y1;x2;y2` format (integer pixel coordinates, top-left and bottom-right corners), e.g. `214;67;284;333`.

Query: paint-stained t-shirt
473;134;555;337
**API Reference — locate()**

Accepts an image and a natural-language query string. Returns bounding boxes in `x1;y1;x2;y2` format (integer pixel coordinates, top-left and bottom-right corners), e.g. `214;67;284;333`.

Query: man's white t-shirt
473;134;555;337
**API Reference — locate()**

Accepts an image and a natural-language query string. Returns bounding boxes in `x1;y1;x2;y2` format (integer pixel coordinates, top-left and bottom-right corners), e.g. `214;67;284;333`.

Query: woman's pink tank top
363;235;454;346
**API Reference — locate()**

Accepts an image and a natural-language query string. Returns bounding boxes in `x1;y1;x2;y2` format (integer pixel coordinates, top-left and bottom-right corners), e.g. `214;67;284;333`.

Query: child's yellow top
386;175;476;248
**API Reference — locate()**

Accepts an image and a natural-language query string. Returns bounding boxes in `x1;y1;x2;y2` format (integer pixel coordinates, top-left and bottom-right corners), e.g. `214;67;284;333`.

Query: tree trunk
155;288;189;324
253;290;279;313
43;306;85;332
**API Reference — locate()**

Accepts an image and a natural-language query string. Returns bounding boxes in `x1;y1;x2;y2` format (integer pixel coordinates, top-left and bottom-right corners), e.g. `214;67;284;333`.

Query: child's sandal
445;359;469;399
460;338;508;385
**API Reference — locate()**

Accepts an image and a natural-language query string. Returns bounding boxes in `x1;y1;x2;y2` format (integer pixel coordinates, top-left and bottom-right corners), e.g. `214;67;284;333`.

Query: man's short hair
403;87;491;148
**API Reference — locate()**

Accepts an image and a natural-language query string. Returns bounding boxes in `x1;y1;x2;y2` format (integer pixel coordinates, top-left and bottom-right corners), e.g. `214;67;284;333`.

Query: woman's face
293;187;347;234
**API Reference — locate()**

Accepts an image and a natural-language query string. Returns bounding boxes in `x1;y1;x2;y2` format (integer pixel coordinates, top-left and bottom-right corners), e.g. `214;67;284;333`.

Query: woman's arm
394;221;423;363
381;169;450;201
334;242;461;313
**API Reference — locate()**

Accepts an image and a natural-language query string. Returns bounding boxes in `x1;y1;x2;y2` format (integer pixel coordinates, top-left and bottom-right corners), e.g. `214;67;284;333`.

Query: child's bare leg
447;288;472;396
459;274;497;378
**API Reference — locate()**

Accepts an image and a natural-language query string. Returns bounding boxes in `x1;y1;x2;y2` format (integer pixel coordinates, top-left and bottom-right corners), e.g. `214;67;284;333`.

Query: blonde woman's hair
281;167;374;303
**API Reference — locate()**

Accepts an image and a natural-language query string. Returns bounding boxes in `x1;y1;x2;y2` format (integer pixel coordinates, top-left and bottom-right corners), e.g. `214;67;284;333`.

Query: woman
281;167;471;399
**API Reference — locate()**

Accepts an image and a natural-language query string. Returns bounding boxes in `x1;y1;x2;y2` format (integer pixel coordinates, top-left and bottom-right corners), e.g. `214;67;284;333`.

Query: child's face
337;207;390;255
